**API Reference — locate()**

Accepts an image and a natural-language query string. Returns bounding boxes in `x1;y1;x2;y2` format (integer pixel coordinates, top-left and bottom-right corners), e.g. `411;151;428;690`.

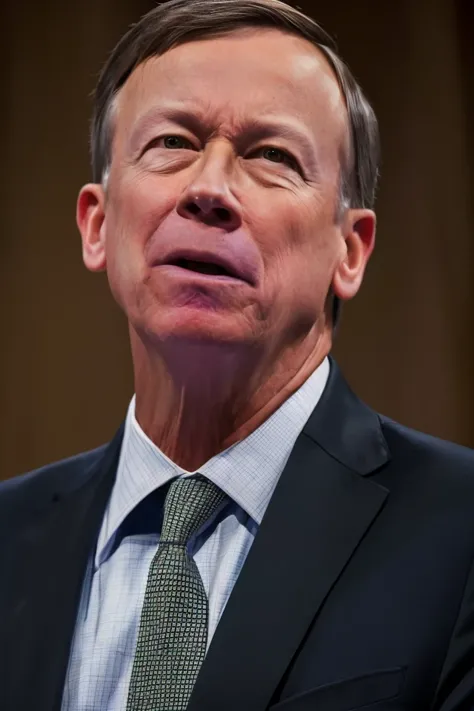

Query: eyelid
140;133;195;156
252;145;304;174
253;144;297;162
140;134;304;174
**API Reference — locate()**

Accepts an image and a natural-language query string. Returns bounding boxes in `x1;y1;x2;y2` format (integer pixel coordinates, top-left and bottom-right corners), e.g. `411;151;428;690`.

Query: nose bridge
188;139;236;197
177;139;242;226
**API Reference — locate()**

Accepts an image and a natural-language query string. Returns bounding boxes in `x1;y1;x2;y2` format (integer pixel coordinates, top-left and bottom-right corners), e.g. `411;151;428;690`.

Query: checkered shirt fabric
60;357;329;711
126;476;226;711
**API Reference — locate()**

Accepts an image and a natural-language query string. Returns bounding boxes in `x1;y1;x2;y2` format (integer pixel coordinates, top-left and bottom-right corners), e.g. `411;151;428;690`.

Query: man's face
79;29;372;355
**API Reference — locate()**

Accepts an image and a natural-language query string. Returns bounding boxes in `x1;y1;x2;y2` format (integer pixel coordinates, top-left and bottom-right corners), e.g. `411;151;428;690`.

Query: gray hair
90;0;380;325
91;0;379;208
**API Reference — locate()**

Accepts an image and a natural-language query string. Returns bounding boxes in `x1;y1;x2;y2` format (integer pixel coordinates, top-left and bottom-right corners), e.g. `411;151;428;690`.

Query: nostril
183;198;234;223
214;207;231;221
187;202;201;215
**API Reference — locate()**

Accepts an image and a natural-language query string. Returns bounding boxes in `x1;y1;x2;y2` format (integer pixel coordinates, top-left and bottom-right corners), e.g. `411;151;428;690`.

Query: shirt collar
95;357;330;568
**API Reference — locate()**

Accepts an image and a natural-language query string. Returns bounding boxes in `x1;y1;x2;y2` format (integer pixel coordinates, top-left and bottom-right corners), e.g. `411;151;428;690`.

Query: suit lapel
5;425;124;711
4;360;390;711
188;359;391;711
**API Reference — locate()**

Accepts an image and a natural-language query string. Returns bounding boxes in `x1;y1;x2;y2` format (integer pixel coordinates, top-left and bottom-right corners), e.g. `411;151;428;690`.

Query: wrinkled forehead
113;28;349;164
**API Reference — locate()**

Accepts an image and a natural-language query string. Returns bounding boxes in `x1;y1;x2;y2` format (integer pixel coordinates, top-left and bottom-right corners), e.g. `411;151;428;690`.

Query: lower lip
157;264;248;285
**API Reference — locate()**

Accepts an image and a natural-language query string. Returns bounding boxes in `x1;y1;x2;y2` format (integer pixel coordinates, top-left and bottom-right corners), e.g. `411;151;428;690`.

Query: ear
332;208;376;302
76;183;107;272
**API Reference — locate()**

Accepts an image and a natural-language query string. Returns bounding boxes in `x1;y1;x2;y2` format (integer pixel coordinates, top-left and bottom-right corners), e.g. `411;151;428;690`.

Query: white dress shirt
61;357;330;710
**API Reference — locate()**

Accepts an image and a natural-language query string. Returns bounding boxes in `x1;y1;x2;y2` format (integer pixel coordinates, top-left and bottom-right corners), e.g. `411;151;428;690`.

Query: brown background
1;0;473;479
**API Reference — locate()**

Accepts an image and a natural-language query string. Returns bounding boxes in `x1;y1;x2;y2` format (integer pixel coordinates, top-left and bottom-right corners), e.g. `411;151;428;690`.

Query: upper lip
155;248;256;285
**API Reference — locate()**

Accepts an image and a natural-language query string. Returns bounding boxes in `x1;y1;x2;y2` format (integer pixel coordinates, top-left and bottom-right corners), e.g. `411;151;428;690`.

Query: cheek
259;199;339;291
99;185;153;310
295;229;342;308
255;204;342;334
113;175;169;241
104;175;175;275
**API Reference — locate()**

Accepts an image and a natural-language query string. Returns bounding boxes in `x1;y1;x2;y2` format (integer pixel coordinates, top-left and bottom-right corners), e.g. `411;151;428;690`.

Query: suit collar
98;359;330;568
303;356;390;475
188;360;391;711
4;424;124;711
3;359;390;711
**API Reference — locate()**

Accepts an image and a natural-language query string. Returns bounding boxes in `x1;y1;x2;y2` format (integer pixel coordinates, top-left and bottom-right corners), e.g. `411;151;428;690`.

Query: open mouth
170;258;238;278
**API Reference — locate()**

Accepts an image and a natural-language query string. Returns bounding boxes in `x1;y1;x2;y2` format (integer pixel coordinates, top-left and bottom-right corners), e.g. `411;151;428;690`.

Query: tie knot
160;475;226;547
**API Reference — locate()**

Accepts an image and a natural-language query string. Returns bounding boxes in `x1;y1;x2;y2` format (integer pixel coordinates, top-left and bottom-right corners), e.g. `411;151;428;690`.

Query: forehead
115;28;347;154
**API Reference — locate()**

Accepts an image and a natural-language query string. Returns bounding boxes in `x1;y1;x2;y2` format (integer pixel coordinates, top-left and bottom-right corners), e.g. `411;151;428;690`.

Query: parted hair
91;0;380;213
91;0;380;328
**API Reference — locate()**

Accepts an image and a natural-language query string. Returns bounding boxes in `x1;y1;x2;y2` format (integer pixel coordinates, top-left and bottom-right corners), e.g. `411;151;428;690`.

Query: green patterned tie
126;475;226;711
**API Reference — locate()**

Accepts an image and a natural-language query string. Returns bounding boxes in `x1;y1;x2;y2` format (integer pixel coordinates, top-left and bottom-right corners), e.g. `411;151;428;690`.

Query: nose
177;193;241;229
176;152;242;230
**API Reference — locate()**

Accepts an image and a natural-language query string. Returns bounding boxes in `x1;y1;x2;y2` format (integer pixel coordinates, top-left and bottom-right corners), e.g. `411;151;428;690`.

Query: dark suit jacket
2;359;474;711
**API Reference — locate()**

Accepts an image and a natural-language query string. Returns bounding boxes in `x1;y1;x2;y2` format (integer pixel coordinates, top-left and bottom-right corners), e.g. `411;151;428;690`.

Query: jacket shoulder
0;445;109;514
381;415;474;460
380;414;474;488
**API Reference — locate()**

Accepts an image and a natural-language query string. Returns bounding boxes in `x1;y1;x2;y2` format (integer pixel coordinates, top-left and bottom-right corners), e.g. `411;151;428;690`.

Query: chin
139;307;255;348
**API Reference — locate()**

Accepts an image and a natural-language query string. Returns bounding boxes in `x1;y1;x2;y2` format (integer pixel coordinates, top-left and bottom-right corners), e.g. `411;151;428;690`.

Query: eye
254;146;300;171
162;135;193;149
144;135;194;153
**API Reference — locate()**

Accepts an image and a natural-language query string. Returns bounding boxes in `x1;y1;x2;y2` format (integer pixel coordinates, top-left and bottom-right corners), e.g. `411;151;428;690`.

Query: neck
131;326;332;471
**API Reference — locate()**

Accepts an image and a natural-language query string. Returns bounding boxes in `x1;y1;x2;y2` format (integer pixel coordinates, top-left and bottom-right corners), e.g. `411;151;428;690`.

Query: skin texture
77;28;376;471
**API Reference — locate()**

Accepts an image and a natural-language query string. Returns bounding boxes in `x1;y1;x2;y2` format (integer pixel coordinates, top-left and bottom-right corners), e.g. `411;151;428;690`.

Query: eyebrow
129;104;319;167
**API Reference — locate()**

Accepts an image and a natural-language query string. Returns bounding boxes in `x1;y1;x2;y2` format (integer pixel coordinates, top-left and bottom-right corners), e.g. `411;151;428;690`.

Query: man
1;0;474;709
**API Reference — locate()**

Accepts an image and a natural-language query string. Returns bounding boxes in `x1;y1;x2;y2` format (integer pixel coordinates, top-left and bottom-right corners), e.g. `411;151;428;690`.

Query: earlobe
77;184;107;272
332;209;376;302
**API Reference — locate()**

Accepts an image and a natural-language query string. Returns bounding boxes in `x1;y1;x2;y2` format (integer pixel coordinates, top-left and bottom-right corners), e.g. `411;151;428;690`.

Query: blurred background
1;0;473;479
